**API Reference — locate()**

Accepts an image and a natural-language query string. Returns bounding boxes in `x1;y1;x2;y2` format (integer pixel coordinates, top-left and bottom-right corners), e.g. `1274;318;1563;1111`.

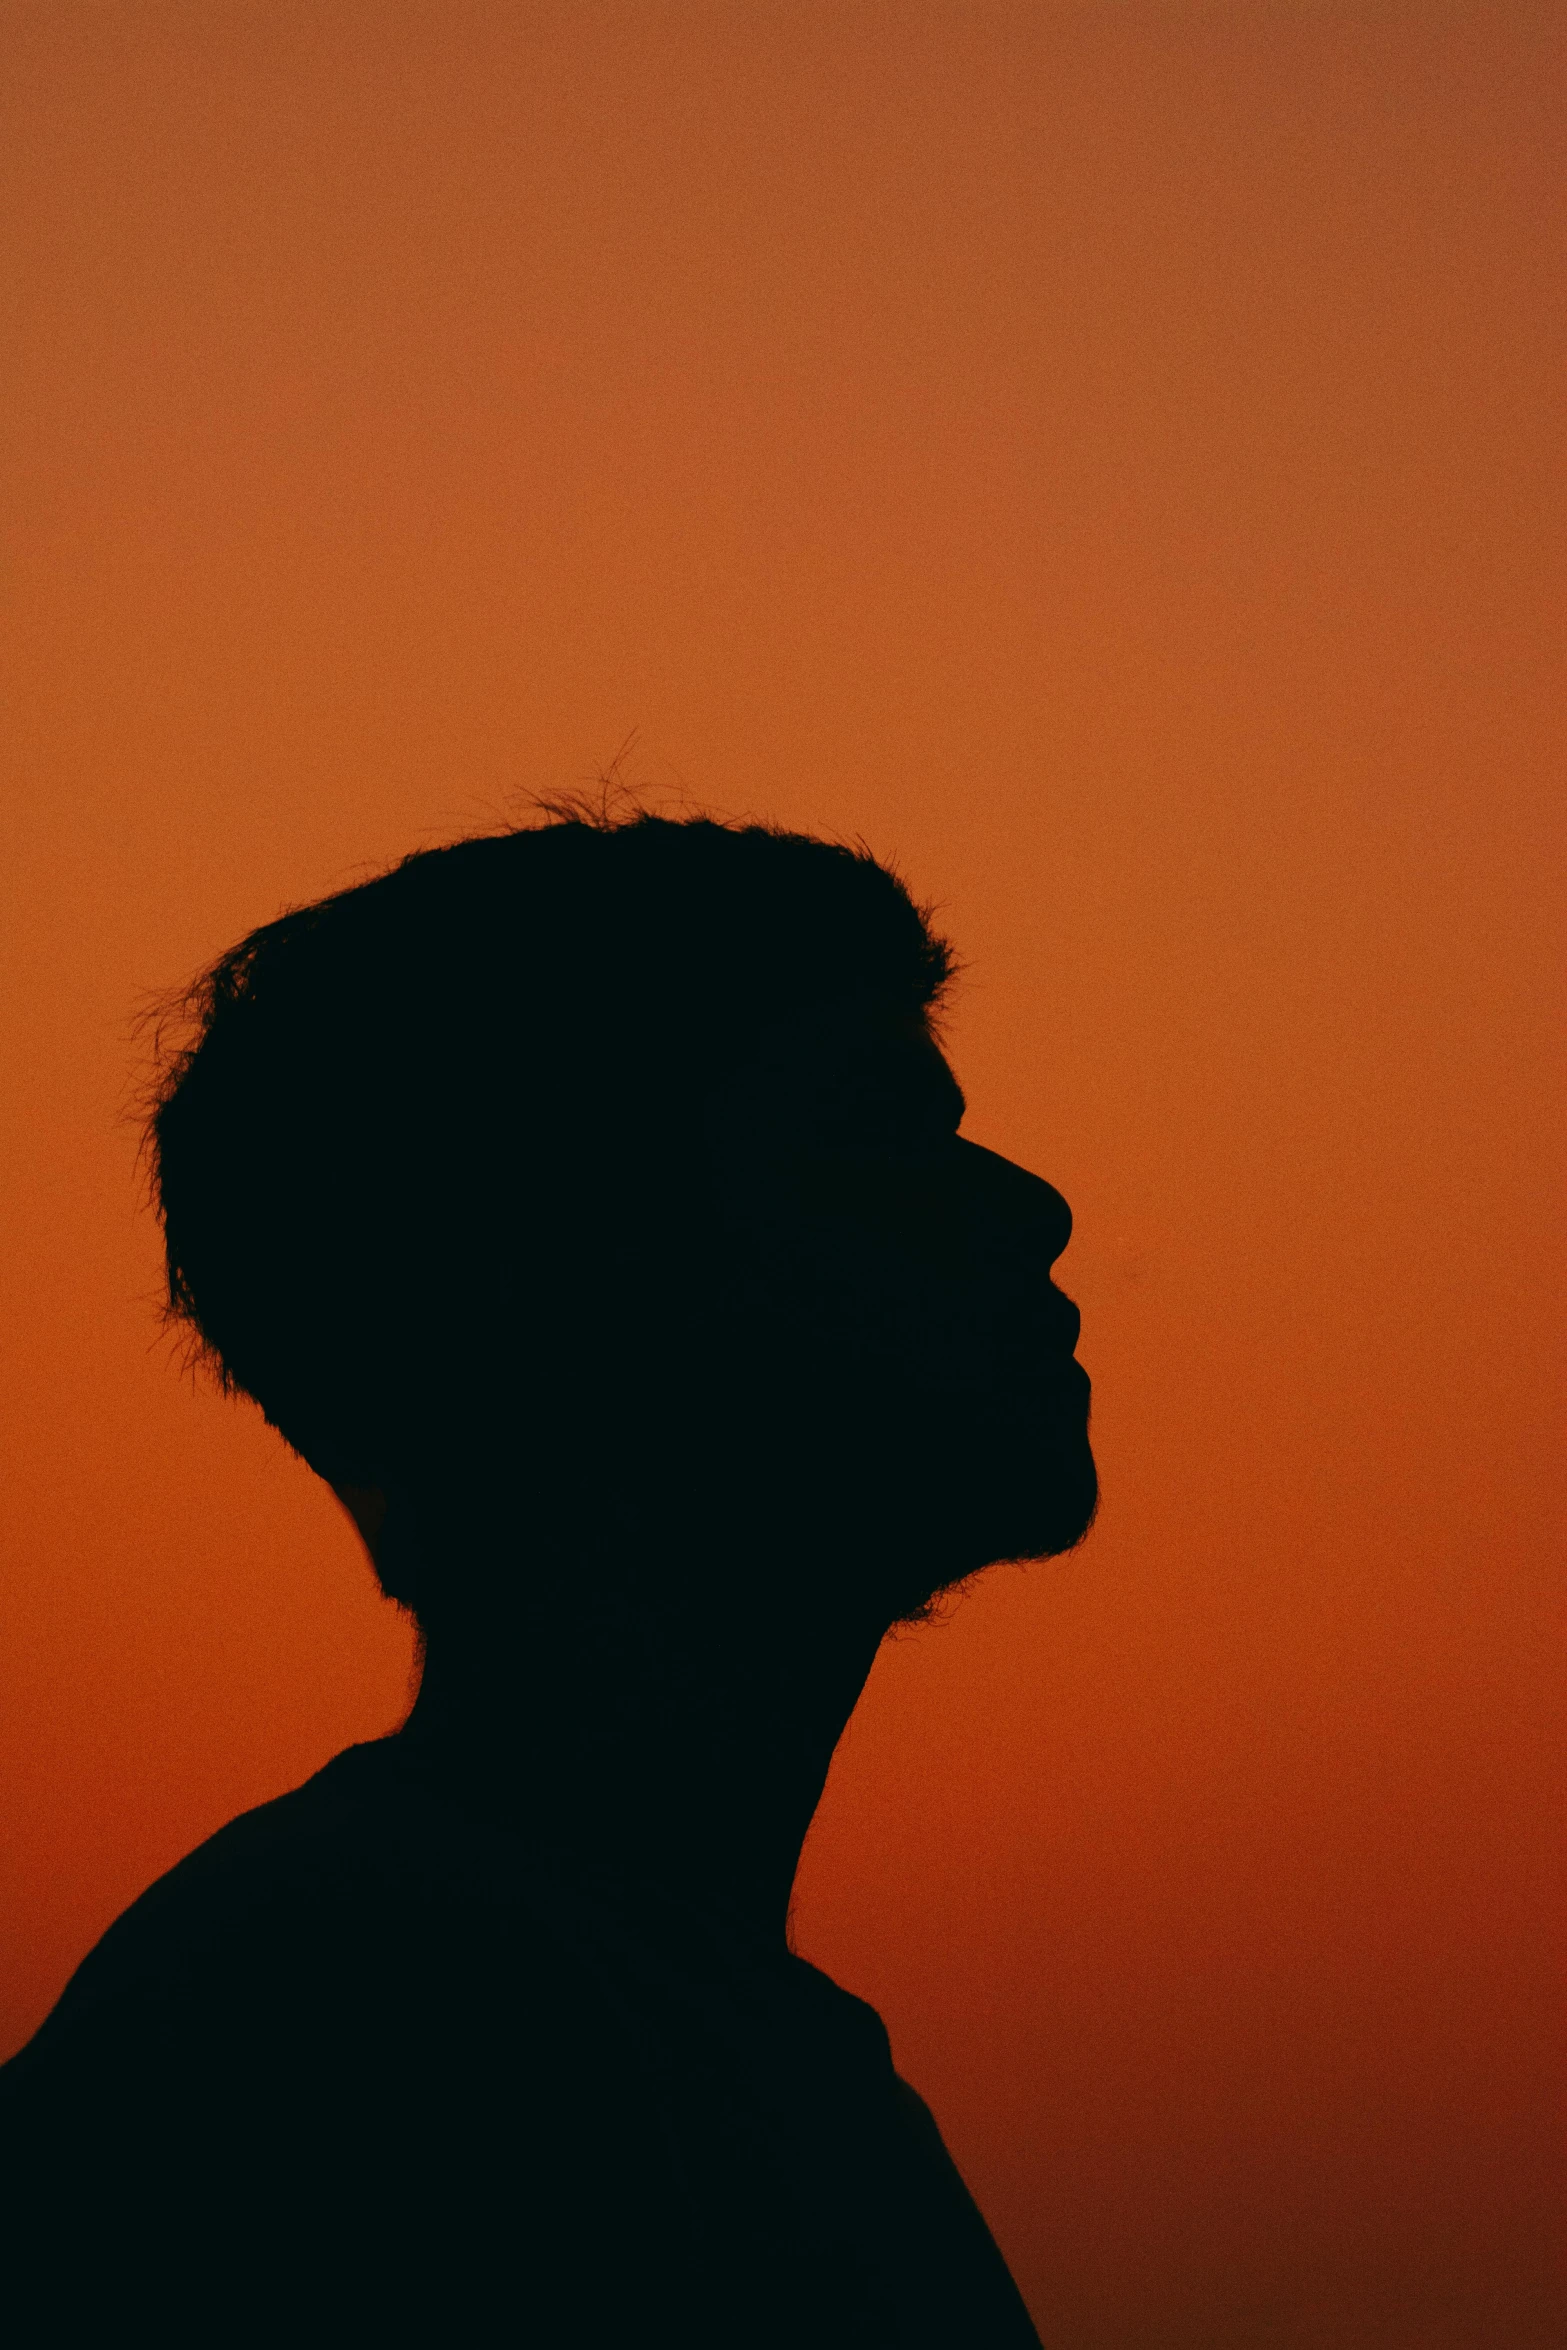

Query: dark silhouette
1;810;1096;2343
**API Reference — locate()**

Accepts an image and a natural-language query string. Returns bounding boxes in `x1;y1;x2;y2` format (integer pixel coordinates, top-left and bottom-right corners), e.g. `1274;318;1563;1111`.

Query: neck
397;1598;887;1944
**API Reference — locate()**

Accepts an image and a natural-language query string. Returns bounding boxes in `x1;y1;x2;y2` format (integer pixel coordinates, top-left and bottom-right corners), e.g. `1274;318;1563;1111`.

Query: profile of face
335;995;1094;1640
702;1001;1097;1614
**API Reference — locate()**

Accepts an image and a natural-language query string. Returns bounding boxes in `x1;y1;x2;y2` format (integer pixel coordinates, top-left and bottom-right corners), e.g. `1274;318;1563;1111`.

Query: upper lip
1041;1288;1081;1357
996;1287;1081;1381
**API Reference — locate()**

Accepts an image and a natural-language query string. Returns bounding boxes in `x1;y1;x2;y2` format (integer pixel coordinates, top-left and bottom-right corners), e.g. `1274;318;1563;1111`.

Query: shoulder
5;1741;406;2054
0;1747;694;2336
1;1738;613;2110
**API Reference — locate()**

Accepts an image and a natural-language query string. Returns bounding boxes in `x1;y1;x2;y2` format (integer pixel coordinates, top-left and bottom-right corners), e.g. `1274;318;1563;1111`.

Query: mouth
1038;1354;1090;1400
1009;1284;1082;1375
1049;1287;1083;1354
999;1350;1090;1416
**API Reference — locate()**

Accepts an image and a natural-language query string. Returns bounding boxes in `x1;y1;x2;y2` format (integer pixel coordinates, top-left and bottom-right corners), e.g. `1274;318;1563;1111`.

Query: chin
706;1345;1097;1616
871;1381;1099;1619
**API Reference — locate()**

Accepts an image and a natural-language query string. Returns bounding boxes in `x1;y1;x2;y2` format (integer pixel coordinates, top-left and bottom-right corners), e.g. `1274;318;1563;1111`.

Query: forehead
713;996;966;1135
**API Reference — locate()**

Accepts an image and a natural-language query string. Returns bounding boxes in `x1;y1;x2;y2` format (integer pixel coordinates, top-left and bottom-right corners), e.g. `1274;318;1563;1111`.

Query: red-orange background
2;7;1561;2343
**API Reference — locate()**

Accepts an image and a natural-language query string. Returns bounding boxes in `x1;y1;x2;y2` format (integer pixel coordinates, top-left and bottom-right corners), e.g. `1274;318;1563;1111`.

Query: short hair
146;810;952;1568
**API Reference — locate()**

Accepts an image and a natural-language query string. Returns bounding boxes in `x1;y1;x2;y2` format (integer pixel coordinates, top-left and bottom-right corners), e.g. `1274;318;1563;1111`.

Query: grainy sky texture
2;7;1561;2344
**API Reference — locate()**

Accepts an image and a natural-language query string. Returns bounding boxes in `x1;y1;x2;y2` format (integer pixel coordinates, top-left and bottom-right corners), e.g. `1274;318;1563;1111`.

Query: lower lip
1022;1357;1090;1403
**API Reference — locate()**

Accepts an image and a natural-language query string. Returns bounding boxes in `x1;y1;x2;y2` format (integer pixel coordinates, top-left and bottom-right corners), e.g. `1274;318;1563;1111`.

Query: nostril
956;1139;1074;1261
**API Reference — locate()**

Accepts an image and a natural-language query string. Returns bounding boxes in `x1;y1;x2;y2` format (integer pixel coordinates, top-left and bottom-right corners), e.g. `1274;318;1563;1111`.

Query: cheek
761;1240;1035;1397
791;1160;977;1274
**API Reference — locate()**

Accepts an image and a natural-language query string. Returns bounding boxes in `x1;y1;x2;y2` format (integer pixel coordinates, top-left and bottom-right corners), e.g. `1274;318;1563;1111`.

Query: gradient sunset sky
3;8;1561;2344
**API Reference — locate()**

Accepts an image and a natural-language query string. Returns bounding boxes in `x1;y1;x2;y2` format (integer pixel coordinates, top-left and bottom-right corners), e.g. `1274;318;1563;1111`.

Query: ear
331;1481;389;1564
329;1479;426;1616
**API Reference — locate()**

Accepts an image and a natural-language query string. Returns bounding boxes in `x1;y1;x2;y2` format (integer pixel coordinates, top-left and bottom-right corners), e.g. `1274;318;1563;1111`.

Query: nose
955;1139;1074;1269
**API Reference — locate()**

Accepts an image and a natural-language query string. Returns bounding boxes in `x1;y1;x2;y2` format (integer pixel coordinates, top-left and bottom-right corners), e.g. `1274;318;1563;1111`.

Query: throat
396;1616;884;1944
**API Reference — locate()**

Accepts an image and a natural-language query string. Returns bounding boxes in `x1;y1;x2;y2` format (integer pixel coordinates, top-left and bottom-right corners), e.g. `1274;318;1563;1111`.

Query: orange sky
2;7;1561;2343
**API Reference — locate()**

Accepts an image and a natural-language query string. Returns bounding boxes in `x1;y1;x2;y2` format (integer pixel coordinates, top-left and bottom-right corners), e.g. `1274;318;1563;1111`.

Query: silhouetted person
1;812;1096;2343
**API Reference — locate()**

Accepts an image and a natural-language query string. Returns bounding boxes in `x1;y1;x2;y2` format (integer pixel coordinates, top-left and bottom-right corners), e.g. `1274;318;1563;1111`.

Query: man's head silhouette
5;808;1094;2346
147;809;1095;1912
